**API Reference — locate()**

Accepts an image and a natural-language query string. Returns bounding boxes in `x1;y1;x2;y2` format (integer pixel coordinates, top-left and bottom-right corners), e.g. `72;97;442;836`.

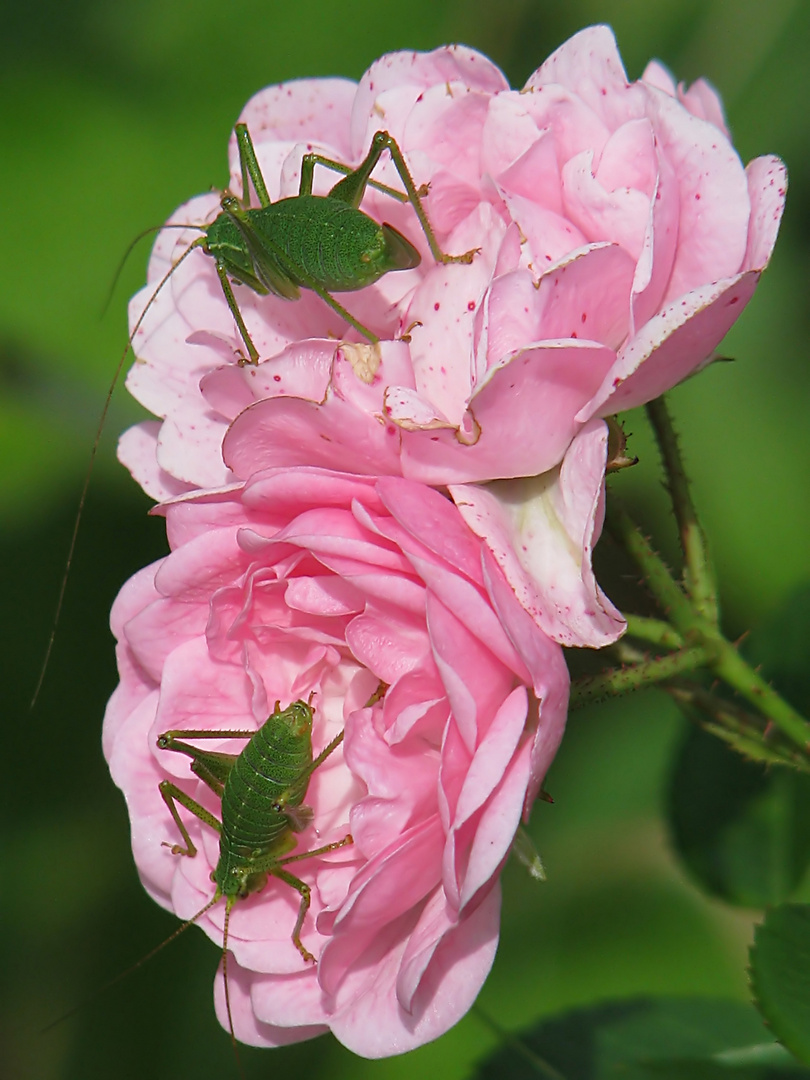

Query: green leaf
751;904;810;1064
744;586;810;718
667;724;810;907
472;997;808;1080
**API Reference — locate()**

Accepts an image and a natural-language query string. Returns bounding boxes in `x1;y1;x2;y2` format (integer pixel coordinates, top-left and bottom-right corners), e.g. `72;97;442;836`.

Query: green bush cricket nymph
183;121;477;358
154;697;352;1055
31;123;476;707
41;697;351;1064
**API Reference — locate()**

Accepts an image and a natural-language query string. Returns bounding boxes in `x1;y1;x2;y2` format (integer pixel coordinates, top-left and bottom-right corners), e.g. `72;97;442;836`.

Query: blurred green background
2;1;809;1077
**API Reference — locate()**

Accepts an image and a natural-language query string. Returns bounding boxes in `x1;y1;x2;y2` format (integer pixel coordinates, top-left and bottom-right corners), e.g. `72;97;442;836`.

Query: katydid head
281;697;315;738
205;204;276;297
212;862;270;901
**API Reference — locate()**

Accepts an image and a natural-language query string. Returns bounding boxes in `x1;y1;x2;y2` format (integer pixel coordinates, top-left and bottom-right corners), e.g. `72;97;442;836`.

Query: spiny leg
271;867;315;962
290;729;346;794
234;122;271;209
159;780;222;857
214;260;261;364
318;131;478;266
377;132;478;265
157;728;253;793
272;728;347;825
234;120;405;209
269;834;352;963
157;728;252;854
158;728;256;741
299;151;413;204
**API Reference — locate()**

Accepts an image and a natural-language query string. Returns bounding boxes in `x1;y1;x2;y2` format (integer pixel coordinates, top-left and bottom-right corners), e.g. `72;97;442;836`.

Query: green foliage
665;583;810;906
744;586;810;720
5;1;810;1078
472;997;808;1079
668;724;810;907
751;905;810;1066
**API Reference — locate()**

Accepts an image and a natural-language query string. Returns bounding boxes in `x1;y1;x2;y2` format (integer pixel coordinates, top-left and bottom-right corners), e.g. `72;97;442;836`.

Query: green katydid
44;699;353;1066
31;122;475;707
192;121;477;357
155;697;352;1056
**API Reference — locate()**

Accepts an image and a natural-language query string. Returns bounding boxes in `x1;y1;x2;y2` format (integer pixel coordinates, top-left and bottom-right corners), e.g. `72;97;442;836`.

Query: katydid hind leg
325;130;477;266
235;122;271;209
376;131;478;265
274;835;354;960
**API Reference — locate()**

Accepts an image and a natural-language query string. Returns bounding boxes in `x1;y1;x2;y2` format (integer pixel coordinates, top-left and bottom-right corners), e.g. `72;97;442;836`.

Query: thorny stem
667;680;810;773
594;486;810;754
570;645;712;709
623;613;684;650
605;500;696;630
709;633;810;749
565;394;810;760
645;397;719;624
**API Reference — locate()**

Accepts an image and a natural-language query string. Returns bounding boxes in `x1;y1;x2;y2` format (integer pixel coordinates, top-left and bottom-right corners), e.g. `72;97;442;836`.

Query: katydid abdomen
210;193;421;300
213;700;316;895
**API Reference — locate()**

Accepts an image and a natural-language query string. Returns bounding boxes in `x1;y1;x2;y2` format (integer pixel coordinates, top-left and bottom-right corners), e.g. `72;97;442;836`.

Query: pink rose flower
118;26;784;651
103;469;568;1055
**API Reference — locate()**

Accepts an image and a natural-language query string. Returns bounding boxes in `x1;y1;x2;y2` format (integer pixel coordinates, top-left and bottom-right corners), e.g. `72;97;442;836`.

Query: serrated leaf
751;904;810;1064
472;997;807;1079
667;724;810;907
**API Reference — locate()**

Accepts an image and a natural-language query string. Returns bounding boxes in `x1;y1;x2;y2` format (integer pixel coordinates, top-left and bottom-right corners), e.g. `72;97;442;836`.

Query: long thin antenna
41;892;221;1034
100;223;205;320
30;237;205;709
221;901;246;1079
